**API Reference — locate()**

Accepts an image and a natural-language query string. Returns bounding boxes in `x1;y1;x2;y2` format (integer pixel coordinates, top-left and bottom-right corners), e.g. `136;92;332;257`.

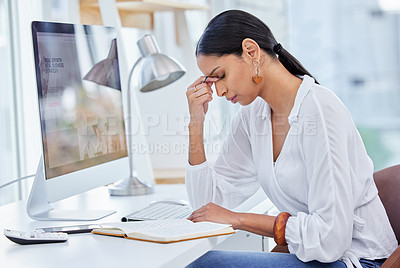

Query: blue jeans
186;251;386;268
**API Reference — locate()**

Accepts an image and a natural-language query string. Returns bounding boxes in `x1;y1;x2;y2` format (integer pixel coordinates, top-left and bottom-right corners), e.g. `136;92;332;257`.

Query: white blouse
185;75;397;268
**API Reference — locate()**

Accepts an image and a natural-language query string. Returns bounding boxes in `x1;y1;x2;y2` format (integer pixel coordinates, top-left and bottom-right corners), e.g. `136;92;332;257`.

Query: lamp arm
126;59;142;178
108;58;154;195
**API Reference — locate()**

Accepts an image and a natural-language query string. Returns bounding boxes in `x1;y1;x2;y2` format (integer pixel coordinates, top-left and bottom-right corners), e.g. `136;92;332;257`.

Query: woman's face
196;54;259;106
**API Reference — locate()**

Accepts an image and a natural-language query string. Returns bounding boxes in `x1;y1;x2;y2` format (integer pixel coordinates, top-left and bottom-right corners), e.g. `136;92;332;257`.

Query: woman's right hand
186;76;219;125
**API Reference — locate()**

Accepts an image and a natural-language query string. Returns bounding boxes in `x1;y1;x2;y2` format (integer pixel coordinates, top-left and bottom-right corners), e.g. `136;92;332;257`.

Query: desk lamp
84;34;185;196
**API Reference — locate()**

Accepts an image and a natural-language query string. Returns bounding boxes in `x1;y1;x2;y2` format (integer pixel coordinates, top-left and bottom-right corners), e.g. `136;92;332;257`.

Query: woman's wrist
189;121;204;136
231;212;244;230
273;212;291;246
189;120;203;129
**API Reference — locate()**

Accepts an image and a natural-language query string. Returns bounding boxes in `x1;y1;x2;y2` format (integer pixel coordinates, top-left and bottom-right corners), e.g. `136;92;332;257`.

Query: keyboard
121;202;193;222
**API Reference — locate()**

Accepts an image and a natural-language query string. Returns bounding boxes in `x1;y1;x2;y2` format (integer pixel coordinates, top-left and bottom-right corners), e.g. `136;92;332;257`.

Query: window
0;0;19;205
0;0;44;205
287;0;400;170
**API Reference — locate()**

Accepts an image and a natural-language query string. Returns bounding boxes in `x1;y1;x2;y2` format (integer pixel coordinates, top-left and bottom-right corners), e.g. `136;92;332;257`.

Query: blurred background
1;0;399;205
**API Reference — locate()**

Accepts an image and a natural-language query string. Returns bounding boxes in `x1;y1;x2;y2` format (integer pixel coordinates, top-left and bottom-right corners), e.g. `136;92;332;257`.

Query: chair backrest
374;165;400;245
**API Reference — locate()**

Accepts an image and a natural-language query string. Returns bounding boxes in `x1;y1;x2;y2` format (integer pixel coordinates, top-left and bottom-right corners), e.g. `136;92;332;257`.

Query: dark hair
196;10;318;84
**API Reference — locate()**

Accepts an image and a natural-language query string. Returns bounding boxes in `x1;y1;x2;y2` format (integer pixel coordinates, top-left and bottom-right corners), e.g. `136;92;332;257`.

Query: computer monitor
27;21;130;221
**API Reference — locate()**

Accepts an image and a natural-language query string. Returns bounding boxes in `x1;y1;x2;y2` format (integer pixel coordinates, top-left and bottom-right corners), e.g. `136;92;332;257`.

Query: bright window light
379;0;400;12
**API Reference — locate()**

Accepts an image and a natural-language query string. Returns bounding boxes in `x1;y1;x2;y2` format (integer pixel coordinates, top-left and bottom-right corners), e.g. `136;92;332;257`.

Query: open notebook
92;219;235;243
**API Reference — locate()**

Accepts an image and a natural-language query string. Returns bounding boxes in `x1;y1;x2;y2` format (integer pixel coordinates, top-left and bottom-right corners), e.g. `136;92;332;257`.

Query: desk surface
0;184;271;268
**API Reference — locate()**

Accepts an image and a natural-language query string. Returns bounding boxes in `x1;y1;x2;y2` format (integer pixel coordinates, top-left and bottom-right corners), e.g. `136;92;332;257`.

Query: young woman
185;10;397;268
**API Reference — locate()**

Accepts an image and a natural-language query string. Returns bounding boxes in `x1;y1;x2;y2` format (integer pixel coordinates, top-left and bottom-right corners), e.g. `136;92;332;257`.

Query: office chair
271;165;400;268
374;164;400;268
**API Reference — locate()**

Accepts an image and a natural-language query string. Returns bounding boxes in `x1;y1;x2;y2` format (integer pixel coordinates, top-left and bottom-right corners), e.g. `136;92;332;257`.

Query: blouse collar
261;75;315;124
288;75;314;125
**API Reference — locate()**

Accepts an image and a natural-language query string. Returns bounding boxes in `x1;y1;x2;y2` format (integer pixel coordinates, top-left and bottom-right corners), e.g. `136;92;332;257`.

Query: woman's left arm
188;202;276;238
284;92;361;263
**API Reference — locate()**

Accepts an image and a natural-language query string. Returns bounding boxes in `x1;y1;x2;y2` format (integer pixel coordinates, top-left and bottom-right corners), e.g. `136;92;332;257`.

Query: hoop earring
252;59;263;84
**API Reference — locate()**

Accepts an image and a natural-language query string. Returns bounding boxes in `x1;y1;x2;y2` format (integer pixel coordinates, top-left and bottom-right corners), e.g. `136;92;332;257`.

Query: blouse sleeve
285;93;356;262
186;109;260;210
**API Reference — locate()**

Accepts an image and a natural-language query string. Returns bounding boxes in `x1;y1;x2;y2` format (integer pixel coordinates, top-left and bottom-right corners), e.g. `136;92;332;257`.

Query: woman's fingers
187;76;207;91
187;84;213;110
188;211;205;222
188;206;207;221
187;203;215;221
187;76;219;92
187;202;239;227
186;83;213;97
186;76;219;123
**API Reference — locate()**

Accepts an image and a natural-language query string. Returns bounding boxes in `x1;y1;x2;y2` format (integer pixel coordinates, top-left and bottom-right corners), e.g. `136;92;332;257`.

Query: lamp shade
83;38;121;90
134;35;185;92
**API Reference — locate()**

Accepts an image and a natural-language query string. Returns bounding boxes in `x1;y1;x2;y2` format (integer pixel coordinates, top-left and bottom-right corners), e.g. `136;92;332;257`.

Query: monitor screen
29;21;130;212
32;22;127;180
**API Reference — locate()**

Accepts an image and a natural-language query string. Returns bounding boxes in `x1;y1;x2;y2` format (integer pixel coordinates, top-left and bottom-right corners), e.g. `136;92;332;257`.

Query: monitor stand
26;157;116;221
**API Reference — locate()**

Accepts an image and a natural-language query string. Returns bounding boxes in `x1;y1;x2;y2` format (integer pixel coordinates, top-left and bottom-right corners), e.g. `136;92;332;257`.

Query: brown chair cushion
374;164;400;244
381;245;400;268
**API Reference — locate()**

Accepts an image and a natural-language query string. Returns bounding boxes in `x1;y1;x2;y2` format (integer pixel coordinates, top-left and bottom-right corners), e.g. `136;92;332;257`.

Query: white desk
0;184;272;268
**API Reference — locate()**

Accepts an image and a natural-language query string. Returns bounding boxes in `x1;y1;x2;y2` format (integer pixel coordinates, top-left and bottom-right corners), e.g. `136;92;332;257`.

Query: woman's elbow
293;233;351;263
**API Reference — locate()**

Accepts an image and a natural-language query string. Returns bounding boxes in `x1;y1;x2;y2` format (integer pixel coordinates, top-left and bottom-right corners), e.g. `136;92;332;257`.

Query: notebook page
100;219;232;237
140;221;232;238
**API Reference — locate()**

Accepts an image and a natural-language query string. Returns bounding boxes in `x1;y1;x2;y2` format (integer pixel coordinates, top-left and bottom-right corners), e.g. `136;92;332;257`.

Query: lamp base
108;176;154;196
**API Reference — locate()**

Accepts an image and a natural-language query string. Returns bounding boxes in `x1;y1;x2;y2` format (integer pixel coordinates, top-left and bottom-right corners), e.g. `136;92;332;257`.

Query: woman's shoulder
301;82;351;120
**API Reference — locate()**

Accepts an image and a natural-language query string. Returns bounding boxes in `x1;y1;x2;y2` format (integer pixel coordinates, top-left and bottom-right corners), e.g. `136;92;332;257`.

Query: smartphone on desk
37;224;101;234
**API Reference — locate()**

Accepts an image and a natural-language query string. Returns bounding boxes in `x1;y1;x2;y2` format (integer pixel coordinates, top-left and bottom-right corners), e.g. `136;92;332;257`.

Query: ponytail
274;44;319;84
196;10;318;84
